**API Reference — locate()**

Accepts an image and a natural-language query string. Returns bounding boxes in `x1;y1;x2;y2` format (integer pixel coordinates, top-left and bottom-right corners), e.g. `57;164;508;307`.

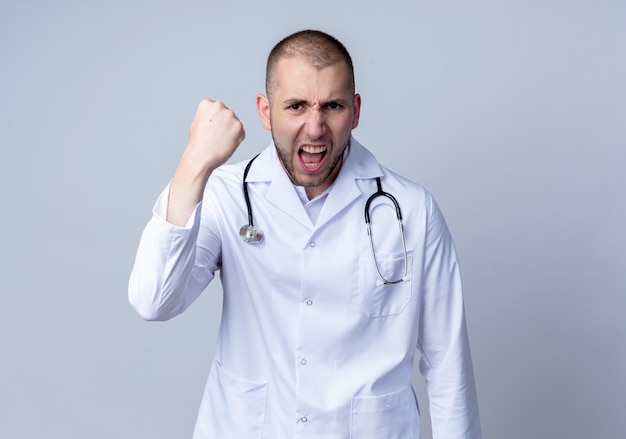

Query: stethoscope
239;155;409;286
239;154;264;243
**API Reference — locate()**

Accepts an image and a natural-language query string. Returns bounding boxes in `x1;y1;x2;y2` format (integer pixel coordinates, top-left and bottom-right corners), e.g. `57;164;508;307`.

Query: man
129;30;482;438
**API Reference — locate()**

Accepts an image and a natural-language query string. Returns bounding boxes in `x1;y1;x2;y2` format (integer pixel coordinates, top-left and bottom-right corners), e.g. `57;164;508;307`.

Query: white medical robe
129;138;482;438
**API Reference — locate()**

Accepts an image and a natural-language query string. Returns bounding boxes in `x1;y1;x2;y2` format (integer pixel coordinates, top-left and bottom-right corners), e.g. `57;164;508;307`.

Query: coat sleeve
128;184;220;321
417;193;482;439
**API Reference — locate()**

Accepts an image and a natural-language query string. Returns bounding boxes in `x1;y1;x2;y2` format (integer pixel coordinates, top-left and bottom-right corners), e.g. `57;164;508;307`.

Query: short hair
265;30;355;100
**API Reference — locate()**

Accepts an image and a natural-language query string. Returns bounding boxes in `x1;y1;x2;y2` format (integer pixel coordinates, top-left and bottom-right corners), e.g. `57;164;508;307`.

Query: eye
289;103;302;111
326;102;342;110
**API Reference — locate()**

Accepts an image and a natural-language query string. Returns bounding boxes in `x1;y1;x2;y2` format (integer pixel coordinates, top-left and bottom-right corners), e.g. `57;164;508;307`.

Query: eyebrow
282;98;306;106
282;97;349;107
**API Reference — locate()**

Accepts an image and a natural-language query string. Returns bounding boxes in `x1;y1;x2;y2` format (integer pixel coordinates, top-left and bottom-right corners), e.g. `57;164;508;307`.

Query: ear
256;94;271;131
351;93;361;129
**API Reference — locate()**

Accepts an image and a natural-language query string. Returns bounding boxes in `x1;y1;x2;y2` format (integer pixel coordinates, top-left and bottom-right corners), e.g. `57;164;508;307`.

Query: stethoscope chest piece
239;224;263;243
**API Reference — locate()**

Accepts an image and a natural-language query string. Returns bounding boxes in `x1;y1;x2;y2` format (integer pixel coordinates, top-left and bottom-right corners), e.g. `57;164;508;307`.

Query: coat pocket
196;359;268;439
358;250;413;318
350;386;418;438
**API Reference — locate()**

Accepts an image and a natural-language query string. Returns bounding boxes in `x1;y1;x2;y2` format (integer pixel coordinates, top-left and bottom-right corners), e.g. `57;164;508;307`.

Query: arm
128;99;245;320
417;194;482;439
167;99;245;226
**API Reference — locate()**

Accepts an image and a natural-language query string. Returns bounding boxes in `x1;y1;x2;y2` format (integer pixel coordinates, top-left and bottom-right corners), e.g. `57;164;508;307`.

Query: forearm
420;320;482;439
166;149;216;227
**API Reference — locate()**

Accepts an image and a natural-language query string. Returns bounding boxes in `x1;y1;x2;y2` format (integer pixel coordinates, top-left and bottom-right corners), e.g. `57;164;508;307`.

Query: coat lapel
246;144;313;229
315;139;383;229
244;138;384;231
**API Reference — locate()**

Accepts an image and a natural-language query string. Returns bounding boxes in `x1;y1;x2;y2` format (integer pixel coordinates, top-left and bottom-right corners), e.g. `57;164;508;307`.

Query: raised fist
166;99;246;226
186;98;246;171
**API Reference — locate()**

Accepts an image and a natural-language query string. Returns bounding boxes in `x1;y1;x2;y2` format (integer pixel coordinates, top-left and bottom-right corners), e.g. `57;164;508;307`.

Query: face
257;56;361;199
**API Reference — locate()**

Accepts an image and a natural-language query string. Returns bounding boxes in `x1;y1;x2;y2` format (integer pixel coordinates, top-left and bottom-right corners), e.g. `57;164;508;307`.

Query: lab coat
129;138;482;439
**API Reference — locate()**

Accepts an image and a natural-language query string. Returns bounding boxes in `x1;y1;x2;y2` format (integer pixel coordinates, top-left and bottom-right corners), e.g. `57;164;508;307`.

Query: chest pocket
358;250;413;318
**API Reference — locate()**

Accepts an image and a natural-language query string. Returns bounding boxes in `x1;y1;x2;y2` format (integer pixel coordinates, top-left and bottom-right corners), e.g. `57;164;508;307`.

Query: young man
130;30;482;438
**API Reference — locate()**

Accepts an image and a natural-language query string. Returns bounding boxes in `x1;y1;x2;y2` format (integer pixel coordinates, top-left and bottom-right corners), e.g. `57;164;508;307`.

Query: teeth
301;145;326;153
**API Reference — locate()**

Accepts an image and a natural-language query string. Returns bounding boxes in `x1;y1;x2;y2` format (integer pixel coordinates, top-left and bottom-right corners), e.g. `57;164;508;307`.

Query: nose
303;109;326;139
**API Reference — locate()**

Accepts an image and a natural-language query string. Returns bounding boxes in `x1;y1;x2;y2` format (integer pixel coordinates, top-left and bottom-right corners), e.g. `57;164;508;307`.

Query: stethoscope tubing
240;156;409;285
242;154;260;228
365;177;409;285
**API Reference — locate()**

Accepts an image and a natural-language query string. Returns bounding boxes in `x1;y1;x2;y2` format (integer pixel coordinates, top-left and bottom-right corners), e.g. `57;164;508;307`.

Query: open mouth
299;145;327;172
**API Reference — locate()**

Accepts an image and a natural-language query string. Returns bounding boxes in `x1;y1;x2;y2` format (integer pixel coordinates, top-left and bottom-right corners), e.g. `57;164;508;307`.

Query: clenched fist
186;99;246;170
167;99;246;226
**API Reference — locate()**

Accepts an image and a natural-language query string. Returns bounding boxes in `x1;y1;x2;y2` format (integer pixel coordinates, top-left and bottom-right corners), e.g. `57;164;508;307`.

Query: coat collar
244;137;384;230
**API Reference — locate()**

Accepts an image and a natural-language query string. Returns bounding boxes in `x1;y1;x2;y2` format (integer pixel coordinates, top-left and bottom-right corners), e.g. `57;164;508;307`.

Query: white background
1;1;625;438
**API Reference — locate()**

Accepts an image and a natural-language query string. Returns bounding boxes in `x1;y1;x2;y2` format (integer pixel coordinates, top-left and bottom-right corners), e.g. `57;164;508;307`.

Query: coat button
309;241;316;247
306;300;313;306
